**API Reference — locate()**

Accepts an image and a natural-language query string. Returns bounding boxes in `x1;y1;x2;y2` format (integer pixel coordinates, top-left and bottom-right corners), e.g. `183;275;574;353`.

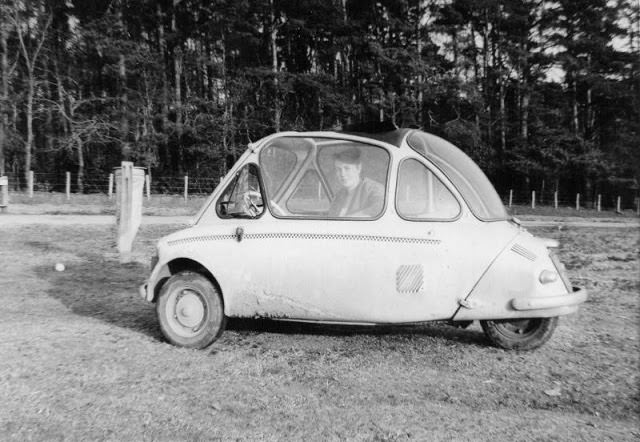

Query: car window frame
406;131;508;222
394;157;463;223
215;162;268;220
259;136;393;222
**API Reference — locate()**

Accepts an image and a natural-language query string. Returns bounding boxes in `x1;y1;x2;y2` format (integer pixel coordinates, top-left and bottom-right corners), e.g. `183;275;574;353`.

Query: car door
217;136;404;322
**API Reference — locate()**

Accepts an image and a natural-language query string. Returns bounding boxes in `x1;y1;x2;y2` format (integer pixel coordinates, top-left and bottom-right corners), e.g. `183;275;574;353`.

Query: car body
139;127;587;350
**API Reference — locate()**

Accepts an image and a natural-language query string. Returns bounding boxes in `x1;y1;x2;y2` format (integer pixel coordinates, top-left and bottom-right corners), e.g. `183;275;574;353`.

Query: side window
287;170;331;214
396;159;460;220
259;137;389;219
318;143;388;218
216;164;264;218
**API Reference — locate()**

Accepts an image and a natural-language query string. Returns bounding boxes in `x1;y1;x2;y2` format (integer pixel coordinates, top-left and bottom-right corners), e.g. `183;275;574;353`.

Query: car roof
338;128;413;148
336;121;413;148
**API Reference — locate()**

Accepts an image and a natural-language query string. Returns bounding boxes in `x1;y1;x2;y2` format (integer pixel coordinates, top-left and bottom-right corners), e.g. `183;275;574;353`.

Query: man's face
335;160;362;190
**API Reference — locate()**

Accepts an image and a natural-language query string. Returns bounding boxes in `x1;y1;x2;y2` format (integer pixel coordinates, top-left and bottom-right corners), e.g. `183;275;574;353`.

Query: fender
452;232;586;321
139;248;226;305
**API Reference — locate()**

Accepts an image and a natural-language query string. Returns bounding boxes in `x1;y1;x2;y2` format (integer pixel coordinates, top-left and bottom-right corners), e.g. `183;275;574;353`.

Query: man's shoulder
361;177;384;193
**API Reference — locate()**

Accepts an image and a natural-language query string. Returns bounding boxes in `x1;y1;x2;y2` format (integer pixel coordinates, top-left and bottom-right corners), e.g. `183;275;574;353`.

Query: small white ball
55;263;65;272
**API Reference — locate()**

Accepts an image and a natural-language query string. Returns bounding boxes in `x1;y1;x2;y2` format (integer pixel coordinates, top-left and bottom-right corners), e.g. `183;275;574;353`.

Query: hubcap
175;290;205;328
497;319;537;336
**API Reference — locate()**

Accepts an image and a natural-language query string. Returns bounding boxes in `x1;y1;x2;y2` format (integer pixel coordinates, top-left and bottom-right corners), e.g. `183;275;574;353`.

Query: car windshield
259;136;390;219
406;131;508;221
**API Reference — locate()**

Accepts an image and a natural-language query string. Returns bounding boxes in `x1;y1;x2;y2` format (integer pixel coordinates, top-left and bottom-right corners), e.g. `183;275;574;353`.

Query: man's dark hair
333;147;361;164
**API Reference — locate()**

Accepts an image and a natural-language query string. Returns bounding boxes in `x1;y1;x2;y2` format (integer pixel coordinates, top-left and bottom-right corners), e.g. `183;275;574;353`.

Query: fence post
554;191;558;210
508;189;513;208
636;197;639;216
108;173;114;199
616;196;621;214
0;176;8;212
28;170;34;198
531;191;536;209
115;162;144;263
65;171;71;200
184;175;189;202
597;194;601;212
145;174;151;199
576;193;580;211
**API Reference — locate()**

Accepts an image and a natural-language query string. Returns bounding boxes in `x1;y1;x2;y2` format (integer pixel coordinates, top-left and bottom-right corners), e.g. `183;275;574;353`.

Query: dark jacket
328;177;384;217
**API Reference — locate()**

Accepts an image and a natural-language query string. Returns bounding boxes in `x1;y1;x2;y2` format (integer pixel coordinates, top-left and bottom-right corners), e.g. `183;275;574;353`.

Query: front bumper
511;286;587;311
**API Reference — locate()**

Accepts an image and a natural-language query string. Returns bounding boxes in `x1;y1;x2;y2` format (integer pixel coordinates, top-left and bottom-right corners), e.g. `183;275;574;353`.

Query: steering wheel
241;190;263;218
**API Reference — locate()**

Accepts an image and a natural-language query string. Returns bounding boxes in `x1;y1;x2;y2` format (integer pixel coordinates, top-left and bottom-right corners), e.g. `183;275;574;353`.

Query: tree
12;1;51;181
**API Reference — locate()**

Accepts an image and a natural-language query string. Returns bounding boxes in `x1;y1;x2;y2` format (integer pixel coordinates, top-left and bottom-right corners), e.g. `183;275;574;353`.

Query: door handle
235;226;244;242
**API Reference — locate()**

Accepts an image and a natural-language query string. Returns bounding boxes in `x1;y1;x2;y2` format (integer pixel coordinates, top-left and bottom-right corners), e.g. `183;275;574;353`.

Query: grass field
5;192;207;216
0;221;638;440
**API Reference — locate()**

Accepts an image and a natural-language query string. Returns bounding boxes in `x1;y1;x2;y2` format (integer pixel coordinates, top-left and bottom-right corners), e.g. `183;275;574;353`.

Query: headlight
539;269;558;284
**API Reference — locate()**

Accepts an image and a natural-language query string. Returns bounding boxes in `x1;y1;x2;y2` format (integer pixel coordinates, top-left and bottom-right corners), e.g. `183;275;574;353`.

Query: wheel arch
152;258;224;308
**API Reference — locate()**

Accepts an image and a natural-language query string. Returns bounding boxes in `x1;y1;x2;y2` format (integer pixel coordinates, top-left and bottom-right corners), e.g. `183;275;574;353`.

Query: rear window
407;131;507;221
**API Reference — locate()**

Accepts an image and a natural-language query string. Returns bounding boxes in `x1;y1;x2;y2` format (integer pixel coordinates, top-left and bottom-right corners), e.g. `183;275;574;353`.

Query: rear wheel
156;271;226;349
480;317;558;350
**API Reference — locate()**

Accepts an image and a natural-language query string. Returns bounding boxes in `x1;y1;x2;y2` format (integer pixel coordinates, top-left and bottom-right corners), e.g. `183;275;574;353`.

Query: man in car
328;147;384;217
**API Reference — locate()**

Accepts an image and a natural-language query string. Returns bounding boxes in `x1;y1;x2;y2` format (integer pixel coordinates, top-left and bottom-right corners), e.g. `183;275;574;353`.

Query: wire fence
501;188;640;213
2;171;222;198
1;170;639;214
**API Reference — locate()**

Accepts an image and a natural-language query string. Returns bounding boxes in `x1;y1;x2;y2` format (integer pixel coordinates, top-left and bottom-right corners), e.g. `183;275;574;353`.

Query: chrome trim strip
168;233;441;246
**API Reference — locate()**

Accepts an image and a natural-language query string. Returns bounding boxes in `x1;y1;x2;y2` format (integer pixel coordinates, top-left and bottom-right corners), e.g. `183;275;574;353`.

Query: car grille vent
511;244;537;261
396;265;424;293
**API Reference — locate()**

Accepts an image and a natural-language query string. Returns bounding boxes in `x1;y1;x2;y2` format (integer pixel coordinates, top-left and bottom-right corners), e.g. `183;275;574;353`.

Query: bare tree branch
13;12;52;73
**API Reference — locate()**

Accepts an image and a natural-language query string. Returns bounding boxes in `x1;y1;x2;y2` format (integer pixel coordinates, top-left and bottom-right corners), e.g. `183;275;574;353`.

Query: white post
597;194;601;212
28;170;34;198
184;175;188;202
576;193;580;211
145;174;151;199
108;173;114;199
616;196;621;213
0;176;8;213
508;189;513;208
115;162;144;263
65;171;71;200
554;191;558;210
636;197;639;216
531;191;536;209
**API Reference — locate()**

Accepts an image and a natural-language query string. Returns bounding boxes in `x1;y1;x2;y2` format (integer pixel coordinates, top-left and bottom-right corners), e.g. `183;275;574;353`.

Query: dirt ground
0;219;638;441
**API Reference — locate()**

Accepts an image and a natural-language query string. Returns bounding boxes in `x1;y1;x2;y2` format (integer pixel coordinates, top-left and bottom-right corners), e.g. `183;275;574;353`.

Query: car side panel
160;217;518;323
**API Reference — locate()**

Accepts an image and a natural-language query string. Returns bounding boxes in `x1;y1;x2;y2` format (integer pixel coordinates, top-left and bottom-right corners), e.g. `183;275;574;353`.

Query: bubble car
139;125;587;350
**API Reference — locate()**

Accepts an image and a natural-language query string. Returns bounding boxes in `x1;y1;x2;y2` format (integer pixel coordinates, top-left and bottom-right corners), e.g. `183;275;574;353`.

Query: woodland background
0;0;638;204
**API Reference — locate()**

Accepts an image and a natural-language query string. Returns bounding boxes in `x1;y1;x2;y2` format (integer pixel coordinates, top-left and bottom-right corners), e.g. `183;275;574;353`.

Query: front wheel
480;317;558;350
156;271;226;349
